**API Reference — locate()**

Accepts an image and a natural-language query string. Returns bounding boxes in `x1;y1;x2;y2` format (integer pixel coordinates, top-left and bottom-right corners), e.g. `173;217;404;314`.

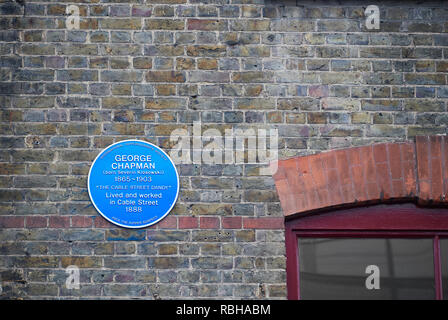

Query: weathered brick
61;256;102;268
148;257;189;268
405;73;445;85
146;71;186;82
102;97;142;109
271;19;314;32
404;100;445;112
104;256;146;269
191;230;232;242
189;98;232;110
106;229;146;241
232;71;274;83
102;70;143;82
100;18;142;30
235;98;275;110
145;98;186;110
12;70;54;81
10;256;59;268
366;125;406;137
103;123;145;135
186;45;226;57
57;70;98;82
59;44;97;55
61;230;104;242
278;98;319;111
229;46;270;57
189;71;229;83
362;100;401;111
230;20;270;31
146;19;185;30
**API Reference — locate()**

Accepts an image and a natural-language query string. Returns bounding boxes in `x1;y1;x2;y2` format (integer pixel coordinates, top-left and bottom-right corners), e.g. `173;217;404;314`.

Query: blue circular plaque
88;140;179;228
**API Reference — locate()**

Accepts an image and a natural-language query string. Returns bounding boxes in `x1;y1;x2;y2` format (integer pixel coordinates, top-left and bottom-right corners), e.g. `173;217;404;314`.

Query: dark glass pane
298;238;435;300
441;239;448;300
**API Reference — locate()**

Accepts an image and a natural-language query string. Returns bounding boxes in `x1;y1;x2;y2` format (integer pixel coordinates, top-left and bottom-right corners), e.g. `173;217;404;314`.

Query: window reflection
298;238;435;300
441;239;448;300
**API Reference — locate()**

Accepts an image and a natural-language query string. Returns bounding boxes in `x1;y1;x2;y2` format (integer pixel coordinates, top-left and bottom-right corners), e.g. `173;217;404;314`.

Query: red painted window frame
285;203;448;300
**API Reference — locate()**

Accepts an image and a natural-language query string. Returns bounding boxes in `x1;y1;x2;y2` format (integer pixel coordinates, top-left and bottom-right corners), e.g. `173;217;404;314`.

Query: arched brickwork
273;136;448;217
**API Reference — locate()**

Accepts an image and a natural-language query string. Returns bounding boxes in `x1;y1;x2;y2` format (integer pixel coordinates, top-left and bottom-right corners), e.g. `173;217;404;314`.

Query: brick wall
0;0;448;299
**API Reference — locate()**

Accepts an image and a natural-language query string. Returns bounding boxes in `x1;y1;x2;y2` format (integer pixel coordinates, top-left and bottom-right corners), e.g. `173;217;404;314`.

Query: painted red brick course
220;217;241;229
0;216;24;228
178;216;199;229
49;216;70;228
25;216;48;228
243;217;285;229
199;217;220;229
71;216;93;228
273;136;448;216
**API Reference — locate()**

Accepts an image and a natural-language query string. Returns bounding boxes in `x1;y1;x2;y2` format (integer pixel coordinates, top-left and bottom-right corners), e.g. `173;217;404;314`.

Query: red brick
295;157;308;177
392;180;405;197
347;147;361;166
430;136;442;159
416;136;430;181
430;136;444;201
401;142;417;196
316;188;330;210
335;150;354;203
321;151;337;170
270;160;281;178
71;216;93;228
0;216;24;228
275;178;297;215
187;19;226;31
303;185;319;211
419;180;432;200
375;162;392;199
222;217;242;229
431;157;443;200
178;216;198;229
297;156;321;210
156;216;177;229
309;155;330;208
25;216;47;228
351;164;367;202
443;136;448;196
340;184;354;205
309;85;329;98
373;143;388;163
295;194;307;212
309;155;327;194
200;217;219;229
243;217;284;229
366;182;380;200
284;158;304;198
361;146;380;200
49;216;70;228
327;168;343;205
416;136;431;201
388;143;402;180
362;146;377;183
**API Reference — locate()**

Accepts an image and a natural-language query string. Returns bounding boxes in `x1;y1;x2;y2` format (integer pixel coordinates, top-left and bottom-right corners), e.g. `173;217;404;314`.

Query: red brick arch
272;136;448;217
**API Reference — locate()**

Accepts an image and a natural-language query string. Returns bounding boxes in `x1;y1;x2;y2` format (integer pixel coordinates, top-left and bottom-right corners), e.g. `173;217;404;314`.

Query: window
285;203;448;300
